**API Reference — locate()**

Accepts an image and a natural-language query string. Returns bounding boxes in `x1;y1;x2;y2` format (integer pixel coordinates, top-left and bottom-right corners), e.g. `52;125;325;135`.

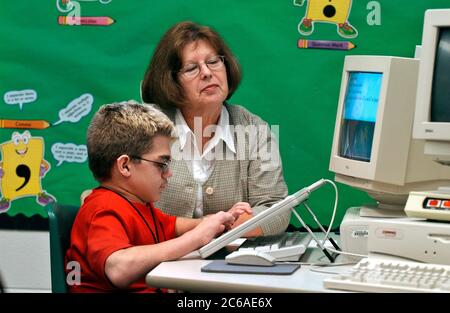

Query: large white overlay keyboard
324;257;450;293
228;232;312;262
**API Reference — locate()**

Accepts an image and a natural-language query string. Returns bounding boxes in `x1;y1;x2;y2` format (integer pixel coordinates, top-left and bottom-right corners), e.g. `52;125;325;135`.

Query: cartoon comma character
0;131;55;213
294;0;358;38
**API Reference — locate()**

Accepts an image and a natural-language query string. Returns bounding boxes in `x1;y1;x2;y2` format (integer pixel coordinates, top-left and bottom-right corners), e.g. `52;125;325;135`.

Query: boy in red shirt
66;101;251;292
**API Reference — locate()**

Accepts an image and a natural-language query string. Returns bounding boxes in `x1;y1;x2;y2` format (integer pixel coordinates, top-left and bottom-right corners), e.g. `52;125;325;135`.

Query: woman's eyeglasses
131;156;171;173
178;55;225;79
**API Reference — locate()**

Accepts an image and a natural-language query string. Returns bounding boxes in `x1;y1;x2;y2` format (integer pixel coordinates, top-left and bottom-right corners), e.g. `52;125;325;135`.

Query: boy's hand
195;211;235;246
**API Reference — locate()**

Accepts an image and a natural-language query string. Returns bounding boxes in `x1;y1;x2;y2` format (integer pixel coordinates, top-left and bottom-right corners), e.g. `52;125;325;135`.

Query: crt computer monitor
329;55;450;217
413;9;450;164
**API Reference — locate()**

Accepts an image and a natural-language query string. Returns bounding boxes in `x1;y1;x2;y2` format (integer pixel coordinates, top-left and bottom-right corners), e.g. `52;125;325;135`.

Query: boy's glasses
131;156;171;173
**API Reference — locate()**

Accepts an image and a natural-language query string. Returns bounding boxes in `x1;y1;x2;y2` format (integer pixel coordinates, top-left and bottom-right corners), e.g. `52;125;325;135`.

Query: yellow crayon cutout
58;16;115;26
0;119;50;130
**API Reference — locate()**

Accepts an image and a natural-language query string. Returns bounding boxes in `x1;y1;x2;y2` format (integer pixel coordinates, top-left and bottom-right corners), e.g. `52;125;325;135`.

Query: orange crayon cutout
58;16;115;26
0;119;50;130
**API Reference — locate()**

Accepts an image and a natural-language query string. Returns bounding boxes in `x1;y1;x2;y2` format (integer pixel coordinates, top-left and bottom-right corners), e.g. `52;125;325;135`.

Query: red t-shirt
65;188;176;293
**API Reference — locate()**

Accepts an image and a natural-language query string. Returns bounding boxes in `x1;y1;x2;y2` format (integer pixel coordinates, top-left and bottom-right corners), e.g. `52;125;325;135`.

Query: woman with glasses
141;21;290;236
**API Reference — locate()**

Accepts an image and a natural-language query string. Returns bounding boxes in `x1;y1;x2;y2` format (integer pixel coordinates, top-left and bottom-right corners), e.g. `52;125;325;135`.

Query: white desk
146;238;354;293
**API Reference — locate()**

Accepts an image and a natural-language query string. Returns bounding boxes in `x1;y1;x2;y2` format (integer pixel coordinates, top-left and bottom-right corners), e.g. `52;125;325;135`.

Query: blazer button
205;187;214;195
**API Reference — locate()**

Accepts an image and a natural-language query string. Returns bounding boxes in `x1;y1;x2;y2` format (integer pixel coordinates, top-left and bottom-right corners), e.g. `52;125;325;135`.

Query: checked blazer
156;103;290;235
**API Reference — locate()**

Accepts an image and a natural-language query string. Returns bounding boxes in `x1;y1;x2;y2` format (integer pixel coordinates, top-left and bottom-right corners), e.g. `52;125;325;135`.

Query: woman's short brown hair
141;21;242;109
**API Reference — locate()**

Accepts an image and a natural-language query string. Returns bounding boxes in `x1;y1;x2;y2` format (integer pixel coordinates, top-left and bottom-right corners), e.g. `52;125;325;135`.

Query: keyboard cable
291;179;368;264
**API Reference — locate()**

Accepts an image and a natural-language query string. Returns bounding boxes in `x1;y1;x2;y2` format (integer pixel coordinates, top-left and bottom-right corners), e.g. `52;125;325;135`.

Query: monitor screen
338;72;382;162
431;27;450;123
414;10;450;143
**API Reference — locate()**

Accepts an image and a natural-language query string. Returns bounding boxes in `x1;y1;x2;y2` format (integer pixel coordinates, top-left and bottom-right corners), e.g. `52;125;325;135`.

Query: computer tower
339;207;370;256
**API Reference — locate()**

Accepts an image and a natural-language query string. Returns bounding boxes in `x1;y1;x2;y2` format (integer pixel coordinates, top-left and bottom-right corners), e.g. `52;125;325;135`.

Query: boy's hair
87;100;175;181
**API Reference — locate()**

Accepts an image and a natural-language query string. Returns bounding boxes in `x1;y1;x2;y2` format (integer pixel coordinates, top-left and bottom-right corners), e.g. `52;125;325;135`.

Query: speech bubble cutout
53;93;93;126
51;143;87;166
4;89;37;110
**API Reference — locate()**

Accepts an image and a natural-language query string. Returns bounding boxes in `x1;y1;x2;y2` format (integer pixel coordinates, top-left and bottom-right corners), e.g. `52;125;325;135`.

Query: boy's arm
105;212;234;289
105;232;201;289
174;216;201;236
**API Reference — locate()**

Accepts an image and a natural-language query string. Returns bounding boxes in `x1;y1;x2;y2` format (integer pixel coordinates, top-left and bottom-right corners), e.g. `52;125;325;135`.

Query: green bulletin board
1;0;449;229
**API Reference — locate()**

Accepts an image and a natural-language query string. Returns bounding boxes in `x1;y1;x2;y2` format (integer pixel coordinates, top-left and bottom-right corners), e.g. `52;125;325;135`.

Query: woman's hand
225;202;253;230
227;202;262;237
228;202;252;218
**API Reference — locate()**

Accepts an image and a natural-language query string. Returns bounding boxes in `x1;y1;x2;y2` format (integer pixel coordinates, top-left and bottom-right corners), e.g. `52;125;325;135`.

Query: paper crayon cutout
0;131;55;213
0;119;50;130
294;0;358;38
58;16;115;26
298;39;355;50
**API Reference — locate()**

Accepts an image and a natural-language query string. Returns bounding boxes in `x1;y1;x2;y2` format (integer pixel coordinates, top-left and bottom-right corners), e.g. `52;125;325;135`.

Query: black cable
0;272;4;293
96;186;159;243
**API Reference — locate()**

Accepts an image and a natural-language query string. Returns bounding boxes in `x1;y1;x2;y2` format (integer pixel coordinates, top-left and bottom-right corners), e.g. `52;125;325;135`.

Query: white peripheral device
225;231;313;266
198;179;327;259
405;9;450;221
323;9;450;293
366;217;450;265
225;251;276;267
339;207;424;258
405;188;450;221
340;206;450;263
330;9;450;257
323;257;450;293
329;54;450;218
339;207;370;256
412;9;450;152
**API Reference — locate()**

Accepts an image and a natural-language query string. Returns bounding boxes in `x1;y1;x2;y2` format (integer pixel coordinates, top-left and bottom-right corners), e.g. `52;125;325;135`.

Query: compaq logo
375;227;403;239
382;229;397;237
352;230;368;238
425;129;434;133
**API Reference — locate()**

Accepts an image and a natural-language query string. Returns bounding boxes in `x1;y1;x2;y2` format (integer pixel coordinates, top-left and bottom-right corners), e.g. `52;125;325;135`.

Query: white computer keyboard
323;257;450;293
227;231;313;262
